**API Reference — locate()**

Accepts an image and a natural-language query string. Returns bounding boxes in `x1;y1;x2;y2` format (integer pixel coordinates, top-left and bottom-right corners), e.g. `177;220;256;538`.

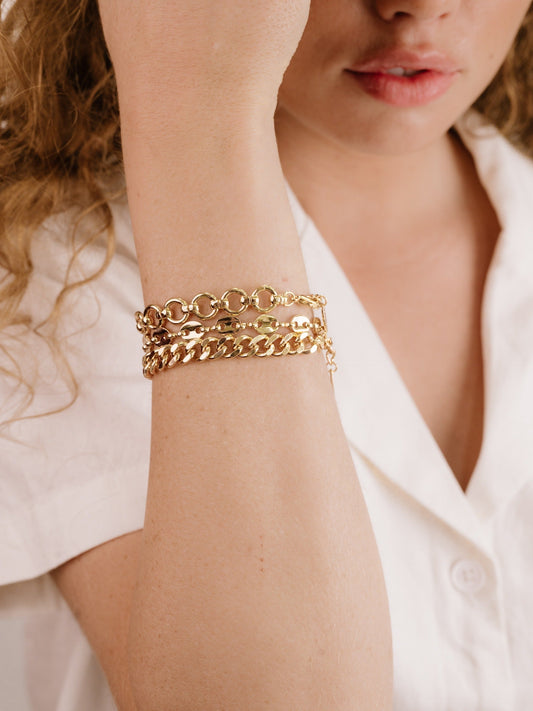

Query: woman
1;0;532;709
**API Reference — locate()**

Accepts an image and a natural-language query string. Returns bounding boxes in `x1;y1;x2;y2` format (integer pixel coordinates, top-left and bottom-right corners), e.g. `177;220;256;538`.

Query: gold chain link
142;331;324;377
136;285;337;384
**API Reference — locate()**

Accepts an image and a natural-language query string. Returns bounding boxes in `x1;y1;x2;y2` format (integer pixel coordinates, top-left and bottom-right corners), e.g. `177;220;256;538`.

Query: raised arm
54;2;392;709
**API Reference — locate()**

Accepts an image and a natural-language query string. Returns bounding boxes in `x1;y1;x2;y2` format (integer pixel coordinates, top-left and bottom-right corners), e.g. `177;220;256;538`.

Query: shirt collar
455;110;533;279
455;112;533;521
286;111;533;550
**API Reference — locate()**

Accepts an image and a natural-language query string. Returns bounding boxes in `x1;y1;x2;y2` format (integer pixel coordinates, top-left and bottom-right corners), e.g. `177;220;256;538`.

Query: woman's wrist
117;78;279;145
120;112;308;304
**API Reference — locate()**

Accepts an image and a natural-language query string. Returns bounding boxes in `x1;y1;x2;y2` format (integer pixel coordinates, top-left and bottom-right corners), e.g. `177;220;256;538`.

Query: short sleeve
0;197;151;588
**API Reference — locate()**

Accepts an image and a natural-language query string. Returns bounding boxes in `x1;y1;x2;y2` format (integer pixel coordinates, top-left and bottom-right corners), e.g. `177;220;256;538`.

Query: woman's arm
54;3;392;709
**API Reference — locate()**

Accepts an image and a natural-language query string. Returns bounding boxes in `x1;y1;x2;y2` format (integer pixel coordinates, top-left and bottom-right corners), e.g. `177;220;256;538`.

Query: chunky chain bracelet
136;285;337;382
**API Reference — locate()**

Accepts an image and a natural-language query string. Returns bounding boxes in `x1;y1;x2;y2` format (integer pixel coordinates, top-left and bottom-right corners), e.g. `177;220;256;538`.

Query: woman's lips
346;50;459;107
346;69;456;107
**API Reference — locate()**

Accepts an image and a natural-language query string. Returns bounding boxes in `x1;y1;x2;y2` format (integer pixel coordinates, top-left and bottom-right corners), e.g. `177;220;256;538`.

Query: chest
329;223;499;492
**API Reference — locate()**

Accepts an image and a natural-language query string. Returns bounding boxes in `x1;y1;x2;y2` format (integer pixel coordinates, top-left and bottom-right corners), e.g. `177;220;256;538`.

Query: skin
275;0;531;489
276;0;530;252
277;0;531;153
52;1;531;710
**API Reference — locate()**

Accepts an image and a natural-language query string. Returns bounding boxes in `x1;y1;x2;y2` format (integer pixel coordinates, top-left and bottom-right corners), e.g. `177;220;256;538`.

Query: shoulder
456;110;533;204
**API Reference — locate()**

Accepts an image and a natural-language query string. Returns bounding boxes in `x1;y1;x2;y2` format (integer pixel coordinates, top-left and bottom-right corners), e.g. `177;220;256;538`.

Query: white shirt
1;112;532;710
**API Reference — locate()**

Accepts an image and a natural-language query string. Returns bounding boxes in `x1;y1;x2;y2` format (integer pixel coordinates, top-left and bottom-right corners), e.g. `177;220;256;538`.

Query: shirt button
450;559;487;594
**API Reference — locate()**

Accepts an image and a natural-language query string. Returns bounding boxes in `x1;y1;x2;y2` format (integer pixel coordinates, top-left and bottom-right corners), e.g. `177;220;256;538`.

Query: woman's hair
475;4;533;152
0;0;122;424
1;0;533;423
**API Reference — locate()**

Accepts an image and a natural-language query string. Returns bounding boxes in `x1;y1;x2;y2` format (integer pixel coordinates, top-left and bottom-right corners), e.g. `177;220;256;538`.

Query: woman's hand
98;0;311;118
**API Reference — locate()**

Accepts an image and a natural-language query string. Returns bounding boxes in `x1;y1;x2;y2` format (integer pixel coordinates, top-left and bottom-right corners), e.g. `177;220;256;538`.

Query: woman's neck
274;109;484;269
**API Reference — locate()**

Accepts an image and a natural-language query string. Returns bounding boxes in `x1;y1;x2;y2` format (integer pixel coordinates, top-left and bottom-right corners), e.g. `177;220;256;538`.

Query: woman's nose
372;0;460;22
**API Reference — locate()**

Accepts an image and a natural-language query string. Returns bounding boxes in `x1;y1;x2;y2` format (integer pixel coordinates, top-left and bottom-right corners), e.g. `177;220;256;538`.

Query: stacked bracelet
135;285;337;383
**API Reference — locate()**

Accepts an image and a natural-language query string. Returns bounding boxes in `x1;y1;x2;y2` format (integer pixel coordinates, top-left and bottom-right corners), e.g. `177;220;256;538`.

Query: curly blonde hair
474;3;533;152
0;0;122;424
1;0;533;423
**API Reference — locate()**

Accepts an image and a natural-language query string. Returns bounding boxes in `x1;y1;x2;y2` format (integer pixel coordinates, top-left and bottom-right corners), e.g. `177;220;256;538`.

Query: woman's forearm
95;1;393;704
121;95;392;709
121;108;309;302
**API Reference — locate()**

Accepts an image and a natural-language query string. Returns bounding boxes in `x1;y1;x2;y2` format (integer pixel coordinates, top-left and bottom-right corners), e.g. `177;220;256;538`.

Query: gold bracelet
138;285;326;325
141;314;318;344
142;329;323;376
136;285;337;383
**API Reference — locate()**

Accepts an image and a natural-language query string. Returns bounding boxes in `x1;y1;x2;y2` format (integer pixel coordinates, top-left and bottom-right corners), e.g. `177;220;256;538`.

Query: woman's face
277;0;531;155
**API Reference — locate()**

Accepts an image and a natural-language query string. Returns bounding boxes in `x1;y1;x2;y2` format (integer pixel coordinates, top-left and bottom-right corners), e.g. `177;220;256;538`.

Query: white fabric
1;112;533;710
